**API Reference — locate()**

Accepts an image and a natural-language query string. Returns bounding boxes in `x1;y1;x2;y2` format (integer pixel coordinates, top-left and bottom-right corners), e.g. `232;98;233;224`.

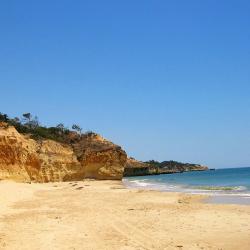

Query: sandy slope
0;180;250;250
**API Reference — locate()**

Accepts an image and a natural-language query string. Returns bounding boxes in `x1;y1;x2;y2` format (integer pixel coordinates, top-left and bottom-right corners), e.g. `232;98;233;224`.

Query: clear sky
0;0;249;168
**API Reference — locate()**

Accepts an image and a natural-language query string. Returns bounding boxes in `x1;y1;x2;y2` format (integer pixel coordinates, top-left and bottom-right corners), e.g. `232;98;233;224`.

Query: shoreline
1;180;250;249
123;169;250;206
123;179;250;206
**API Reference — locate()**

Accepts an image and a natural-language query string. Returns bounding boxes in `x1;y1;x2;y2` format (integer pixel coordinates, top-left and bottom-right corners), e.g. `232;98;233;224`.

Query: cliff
124;158;208;177
0;113;208;182
72;133;127;180
0;122;127;182
124;158;158;176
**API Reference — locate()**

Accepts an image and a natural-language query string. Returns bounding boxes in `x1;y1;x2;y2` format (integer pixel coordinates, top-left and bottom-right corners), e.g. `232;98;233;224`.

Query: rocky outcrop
123;158;157;176
72;134;127;180
124;158;208;177
0;122;39;182
36;140;84;182
154;161;209;173
0;123;127;182
0;121;207;181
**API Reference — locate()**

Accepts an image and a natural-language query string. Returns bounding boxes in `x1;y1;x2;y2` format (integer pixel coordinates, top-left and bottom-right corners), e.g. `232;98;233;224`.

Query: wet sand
206;195;250;205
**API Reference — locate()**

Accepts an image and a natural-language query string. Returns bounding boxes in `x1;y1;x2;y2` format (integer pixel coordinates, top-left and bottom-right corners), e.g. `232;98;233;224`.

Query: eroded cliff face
0;123;127;182
124;158;160;176
73;134;127;180
124;158;153;176
0;123;39;182
36;140;84;182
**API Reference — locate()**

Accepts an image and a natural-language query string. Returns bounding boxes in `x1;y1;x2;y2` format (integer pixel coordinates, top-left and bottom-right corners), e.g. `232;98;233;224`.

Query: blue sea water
123;167;250;205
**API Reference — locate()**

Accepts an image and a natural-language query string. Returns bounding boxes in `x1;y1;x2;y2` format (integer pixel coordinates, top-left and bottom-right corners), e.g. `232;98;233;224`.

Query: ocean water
123;167;250;205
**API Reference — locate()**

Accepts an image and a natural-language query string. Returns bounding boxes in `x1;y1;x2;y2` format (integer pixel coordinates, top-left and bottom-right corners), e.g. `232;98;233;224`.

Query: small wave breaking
123;178;250;198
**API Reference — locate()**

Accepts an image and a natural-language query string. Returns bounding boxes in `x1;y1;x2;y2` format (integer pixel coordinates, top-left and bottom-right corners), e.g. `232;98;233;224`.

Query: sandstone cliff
72;133;127;180
0;123;127;182
124;158;157;176
0;122;39;182
124;157;208;177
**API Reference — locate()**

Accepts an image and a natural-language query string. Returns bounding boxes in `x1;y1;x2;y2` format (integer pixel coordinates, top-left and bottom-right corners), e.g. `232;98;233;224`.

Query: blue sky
0;0;249;168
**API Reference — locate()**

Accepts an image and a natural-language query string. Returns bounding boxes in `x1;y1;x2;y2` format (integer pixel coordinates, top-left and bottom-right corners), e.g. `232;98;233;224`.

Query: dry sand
0;180;250;250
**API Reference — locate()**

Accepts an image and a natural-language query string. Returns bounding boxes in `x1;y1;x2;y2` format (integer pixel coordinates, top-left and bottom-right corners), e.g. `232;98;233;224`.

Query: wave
123;179;250;198
128;180;151;187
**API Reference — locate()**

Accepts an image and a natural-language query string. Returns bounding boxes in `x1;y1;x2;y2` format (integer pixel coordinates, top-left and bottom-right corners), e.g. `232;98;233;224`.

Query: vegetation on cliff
0;112;96;143
124;158;208;177
144;160;208;172
0;112;127;182
1;112;207;180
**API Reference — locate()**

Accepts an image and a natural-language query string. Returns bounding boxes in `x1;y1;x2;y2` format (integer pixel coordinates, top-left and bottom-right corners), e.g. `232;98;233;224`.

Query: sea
123;167;250;205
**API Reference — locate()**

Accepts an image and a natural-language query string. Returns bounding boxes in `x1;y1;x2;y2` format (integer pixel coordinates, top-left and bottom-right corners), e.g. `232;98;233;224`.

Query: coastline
123;168;250;205
123;178;250;206
0;180;250;250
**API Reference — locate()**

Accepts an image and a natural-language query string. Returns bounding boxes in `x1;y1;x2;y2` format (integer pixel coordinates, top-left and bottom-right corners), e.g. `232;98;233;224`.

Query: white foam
123;179;250;198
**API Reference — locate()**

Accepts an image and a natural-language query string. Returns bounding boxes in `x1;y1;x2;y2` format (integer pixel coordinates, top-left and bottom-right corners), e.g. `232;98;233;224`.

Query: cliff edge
0;122;127;182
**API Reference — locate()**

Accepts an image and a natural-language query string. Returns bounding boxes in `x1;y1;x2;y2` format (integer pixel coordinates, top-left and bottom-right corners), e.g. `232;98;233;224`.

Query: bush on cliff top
0;112;97;143
144;160;202;170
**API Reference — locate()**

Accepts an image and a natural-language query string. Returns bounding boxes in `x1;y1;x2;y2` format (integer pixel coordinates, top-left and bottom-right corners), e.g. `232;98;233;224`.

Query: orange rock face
81;148;127;180
0;124;39;181
0;123;127;182
72;133;127;180
36;140;83;182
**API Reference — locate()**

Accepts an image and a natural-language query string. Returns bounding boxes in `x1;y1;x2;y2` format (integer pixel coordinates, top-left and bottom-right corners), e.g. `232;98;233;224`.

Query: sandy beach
0;180;250;250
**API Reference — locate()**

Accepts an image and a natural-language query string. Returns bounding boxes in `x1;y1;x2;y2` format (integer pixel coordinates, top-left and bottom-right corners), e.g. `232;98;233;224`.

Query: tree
72;124;82;134
85;130;96;136
22;113;40;129
56;123;65;134
13;117;20;123
0;113;8;122
29;116;39;129
22;113;32;125
56;123;64;129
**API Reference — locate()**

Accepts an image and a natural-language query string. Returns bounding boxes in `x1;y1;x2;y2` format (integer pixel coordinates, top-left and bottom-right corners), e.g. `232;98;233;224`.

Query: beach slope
0;180;250;250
